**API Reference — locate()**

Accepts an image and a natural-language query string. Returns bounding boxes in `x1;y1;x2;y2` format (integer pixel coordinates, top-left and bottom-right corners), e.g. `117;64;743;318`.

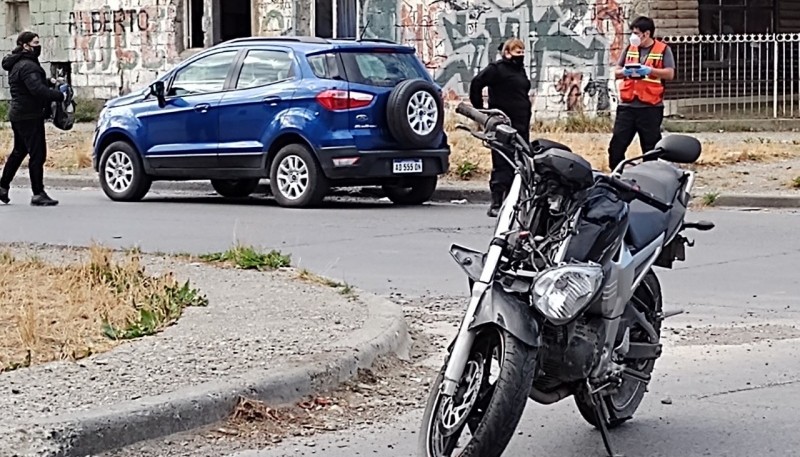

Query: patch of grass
296;268;356;296
702;192;720;206
790;176;800;189
0;100;8;122
200;244;291;270
74;98;104;123
455;160;479;180
0;245;207;372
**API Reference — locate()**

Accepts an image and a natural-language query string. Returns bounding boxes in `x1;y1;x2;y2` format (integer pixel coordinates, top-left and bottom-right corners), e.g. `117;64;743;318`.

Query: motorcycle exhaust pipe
529;386;573;405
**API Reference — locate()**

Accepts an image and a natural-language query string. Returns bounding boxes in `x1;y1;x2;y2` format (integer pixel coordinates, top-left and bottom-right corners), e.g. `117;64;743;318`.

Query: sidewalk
0;245;409;457
17;168;800;208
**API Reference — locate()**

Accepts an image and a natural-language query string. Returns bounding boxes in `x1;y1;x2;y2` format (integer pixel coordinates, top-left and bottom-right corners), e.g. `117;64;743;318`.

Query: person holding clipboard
607;16;676;171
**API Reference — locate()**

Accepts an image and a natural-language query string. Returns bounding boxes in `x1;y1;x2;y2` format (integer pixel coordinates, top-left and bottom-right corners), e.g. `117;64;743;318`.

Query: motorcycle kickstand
591;393;624;457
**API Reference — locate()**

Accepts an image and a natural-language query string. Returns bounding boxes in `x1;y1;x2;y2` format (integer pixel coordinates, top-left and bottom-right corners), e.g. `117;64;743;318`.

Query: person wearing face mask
608;16;676;171
0;31;68;206
469;37;532;217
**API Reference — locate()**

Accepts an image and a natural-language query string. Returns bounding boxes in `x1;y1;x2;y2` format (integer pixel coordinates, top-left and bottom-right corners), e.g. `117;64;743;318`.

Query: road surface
2;188;799;456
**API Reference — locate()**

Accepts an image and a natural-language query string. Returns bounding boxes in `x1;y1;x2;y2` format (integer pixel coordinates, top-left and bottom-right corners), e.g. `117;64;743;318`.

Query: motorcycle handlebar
456;102;490;127
603;175;672;212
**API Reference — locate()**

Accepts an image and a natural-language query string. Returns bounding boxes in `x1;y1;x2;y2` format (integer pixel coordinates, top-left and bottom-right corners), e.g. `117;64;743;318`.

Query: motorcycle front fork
440;175;523;397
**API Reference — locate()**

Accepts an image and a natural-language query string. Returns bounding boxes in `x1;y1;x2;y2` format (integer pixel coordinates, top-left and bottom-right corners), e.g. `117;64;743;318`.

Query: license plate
393;159;423;174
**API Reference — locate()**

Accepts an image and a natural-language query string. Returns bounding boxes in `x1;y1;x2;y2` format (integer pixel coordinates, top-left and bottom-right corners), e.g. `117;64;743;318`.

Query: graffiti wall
256;0;295;36
67;0;181;98
397;0;631;117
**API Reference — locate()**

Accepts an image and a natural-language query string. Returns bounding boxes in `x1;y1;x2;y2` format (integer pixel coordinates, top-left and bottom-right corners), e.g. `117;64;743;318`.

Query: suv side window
307;53;343;80
340;52;428;87
169;50;239;96
235;50;295;89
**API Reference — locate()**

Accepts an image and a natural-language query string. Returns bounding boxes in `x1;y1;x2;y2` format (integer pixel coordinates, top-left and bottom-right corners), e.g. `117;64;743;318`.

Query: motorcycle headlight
532;263;603;325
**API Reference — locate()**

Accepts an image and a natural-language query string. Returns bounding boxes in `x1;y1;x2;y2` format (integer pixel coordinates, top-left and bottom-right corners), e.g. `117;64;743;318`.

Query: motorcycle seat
622;161;687;252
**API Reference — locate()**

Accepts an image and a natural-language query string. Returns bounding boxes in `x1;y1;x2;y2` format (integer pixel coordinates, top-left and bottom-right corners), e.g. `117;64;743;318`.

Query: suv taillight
316;90;374;111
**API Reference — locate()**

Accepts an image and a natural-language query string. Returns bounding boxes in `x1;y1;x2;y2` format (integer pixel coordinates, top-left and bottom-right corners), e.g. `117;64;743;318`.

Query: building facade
0;0;796;117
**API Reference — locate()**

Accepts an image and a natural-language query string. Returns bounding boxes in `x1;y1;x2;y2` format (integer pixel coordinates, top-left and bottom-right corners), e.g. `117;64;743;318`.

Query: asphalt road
3;188;800;456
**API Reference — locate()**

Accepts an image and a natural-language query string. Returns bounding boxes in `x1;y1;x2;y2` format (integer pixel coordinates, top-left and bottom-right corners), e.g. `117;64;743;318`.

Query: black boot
487;191;504;217
0;187;8;204
31;191;58;207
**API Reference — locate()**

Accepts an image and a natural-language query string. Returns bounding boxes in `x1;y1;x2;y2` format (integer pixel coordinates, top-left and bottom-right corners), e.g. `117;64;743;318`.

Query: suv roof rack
221;36;331;45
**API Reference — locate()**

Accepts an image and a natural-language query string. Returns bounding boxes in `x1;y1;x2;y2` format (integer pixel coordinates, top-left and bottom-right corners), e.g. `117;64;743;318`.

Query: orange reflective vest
619;40;667;105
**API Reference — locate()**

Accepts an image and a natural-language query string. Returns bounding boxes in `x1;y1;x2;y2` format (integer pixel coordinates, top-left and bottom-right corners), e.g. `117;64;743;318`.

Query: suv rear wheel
386;79;444;149
382;176;437;206
211;179;260;198
269;144;329;208
99;141;151;202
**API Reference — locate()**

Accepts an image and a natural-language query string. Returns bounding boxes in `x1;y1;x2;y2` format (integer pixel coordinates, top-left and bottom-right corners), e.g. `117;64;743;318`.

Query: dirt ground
1;123;798;196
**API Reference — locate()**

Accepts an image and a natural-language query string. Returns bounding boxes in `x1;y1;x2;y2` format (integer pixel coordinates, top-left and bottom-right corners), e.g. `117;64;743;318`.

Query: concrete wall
1;0;184;99
0;0;698;119
381;0;635;117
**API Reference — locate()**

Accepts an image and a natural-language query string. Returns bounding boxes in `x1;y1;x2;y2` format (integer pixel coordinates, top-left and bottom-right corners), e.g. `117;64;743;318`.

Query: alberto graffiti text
399;0;629;116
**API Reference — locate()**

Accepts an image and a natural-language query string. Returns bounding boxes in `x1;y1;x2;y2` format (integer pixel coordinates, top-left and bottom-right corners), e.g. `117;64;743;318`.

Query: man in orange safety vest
608;16;676;171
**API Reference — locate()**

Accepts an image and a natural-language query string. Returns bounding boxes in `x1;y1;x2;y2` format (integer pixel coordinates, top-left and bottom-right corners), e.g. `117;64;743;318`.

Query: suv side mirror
150;81;166;108
651;134;702;164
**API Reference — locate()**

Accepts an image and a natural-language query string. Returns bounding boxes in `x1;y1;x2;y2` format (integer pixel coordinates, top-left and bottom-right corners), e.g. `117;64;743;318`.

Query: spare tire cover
386;78;445;149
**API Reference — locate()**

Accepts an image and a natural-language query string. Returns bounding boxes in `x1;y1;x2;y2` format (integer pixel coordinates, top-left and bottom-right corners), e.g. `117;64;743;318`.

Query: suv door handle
194;103;210;113
263;96;281;106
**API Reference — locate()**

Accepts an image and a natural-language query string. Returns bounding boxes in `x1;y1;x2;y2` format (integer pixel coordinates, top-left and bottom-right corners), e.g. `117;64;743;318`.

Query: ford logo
356;114;368;121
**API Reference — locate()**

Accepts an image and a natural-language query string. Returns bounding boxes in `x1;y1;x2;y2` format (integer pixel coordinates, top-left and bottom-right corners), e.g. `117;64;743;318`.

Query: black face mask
508;55;524;68
31;45;42;57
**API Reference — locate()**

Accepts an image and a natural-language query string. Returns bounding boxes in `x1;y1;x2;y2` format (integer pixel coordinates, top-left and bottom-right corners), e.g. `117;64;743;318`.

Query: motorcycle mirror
652;134;702;164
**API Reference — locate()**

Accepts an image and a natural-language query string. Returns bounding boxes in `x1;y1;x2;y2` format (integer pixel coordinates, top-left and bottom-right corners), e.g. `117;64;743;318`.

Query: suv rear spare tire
382;176;437;206
386;79;444;149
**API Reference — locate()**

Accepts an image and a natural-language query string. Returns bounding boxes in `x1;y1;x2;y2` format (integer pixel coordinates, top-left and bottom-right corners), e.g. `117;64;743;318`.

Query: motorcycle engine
535;317;604;389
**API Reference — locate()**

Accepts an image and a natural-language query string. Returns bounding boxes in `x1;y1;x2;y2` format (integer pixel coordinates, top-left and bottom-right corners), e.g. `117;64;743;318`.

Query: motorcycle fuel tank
563;184;629;264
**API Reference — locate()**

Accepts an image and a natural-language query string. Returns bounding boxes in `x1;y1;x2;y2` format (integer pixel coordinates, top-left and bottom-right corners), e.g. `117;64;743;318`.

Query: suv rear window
307;51;429;87
341;51;428;87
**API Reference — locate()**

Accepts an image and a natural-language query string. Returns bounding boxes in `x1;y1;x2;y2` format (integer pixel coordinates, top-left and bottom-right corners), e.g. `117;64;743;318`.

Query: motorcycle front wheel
418;327;538;457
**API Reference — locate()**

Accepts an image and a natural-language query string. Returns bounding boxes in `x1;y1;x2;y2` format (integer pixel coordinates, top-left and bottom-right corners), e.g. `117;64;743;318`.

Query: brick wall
386;0;636;118
650;0;699;36
1;0;183;100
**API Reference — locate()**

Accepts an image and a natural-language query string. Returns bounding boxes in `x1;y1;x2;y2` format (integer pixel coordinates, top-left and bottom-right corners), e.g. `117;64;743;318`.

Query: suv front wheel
99;141;152;202
382;176;437;206
269;144;329;208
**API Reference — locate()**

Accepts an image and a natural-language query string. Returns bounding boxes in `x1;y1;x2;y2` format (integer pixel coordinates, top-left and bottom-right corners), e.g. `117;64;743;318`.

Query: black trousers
490;117;530;202
608;105;664;171
0;118;48;195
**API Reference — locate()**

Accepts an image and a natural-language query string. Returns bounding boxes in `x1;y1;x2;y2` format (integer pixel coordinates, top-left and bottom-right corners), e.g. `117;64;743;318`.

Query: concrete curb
35;173;800;208
10;291;410;457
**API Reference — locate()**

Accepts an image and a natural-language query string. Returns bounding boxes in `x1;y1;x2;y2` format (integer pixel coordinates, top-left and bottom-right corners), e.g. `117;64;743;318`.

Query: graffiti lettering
69;9;149;35
395;0;628;116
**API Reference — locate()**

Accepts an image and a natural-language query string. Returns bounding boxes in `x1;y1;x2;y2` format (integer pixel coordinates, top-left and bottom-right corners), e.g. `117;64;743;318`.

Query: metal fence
662;33;800;119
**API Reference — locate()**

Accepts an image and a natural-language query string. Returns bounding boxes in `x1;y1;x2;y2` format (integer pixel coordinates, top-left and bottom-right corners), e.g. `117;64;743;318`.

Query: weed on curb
200;244;291;270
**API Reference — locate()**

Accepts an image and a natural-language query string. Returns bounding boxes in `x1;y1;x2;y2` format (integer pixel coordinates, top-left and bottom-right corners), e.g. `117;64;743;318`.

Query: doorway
220;0;251;42
186;0;204;48
314;0;357;39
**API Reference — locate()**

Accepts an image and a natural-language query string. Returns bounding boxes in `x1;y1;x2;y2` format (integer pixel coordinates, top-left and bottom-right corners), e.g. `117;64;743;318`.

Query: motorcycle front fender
468;281;542;348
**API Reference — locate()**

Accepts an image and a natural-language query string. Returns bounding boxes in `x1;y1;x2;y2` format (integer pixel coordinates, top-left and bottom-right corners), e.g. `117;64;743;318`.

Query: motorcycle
418;102;715;457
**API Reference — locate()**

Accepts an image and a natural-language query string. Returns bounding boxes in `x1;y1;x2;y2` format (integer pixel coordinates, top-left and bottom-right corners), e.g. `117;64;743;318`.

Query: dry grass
0;245;207;372
446;108;800;179
0;126;93;171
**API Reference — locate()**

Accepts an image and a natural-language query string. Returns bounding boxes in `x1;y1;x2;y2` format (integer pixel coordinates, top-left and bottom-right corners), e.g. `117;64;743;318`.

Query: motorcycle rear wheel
418;327;538;457
575;271;663;428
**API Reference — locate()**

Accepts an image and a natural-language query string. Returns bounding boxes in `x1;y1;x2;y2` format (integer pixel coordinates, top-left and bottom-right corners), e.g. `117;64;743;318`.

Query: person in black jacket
469;37;532;217
0;31;67;206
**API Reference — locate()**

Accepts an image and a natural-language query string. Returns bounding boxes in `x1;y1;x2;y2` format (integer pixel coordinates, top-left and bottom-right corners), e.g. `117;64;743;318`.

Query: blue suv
92;37;450;207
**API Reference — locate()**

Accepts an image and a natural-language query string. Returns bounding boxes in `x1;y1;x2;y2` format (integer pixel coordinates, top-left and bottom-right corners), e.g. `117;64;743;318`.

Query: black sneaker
31;192;59;206
0;187;8;204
